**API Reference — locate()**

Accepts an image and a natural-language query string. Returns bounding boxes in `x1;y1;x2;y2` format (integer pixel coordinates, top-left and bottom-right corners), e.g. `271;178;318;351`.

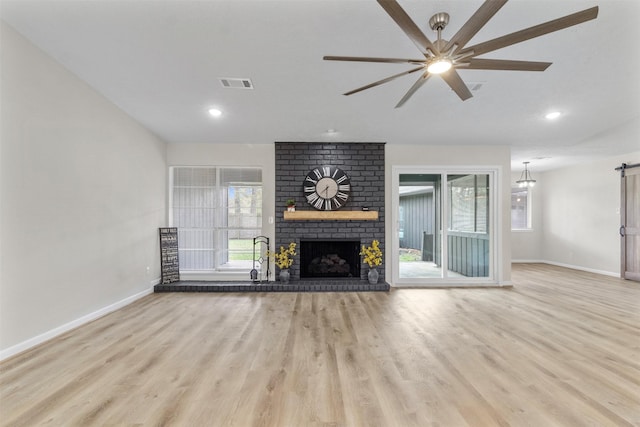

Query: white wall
539;151;640;276
386;145;512;284
511;172;544;261
0;23;167;357
166;143;276;280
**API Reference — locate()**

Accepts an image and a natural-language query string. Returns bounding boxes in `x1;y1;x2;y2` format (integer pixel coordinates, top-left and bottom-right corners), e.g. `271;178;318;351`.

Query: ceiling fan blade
465;58;552;71
395;72;431;108
443;0;507;53
440;69;473;101
459;6;598;57
343;66;424;96
324;55;424;64
377;0;437;54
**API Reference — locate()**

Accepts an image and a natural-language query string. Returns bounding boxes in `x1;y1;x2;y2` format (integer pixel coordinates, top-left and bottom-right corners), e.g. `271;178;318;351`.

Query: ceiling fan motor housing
429;13;450;31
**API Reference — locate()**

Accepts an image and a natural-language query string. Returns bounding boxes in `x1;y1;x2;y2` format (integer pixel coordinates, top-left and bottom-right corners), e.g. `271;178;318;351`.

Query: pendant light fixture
516;161;537;187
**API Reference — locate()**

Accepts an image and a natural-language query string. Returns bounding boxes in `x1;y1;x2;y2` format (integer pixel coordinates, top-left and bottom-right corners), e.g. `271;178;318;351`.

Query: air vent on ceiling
219;78;254;89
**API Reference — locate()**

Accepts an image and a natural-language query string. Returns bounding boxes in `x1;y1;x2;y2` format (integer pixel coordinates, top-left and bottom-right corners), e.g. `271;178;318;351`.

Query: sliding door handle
620;225;626;237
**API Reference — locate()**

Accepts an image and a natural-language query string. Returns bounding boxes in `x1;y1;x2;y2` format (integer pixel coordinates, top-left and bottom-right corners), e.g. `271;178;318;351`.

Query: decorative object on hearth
324;0;598;106
516;161;537;188
286;198;296;212
368;268;380;285
360;239;383;284
267;242;297;283
303;165;351;211
159;227;180;284
251;235;270;283
279;269;291;284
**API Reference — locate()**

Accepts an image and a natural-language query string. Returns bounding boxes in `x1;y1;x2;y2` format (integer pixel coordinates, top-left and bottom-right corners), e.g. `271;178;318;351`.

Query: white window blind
449;174;488;233
170;167;262;271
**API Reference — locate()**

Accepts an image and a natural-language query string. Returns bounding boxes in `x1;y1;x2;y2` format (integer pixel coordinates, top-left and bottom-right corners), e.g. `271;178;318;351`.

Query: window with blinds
170;167;262;271
448;174;489;233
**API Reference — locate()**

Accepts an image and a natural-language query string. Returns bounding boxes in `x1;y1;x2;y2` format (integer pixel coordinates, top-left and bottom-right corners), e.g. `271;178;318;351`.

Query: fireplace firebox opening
300;240;361;279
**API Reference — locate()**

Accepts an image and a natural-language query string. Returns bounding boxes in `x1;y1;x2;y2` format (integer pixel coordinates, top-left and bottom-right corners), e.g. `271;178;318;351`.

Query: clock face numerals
303;166;351;211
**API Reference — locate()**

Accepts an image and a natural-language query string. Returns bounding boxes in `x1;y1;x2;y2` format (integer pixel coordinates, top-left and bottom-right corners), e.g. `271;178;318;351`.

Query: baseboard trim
513;260;619;278
0;287;154;362
542;260;619;278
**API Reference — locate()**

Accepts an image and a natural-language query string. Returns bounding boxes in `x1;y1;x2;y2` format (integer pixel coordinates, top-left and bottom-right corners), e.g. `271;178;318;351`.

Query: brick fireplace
274;142;385;283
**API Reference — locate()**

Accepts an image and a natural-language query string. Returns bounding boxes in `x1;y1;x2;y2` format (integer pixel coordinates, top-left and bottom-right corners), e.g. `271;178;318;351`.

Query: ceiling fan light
427;58;452;74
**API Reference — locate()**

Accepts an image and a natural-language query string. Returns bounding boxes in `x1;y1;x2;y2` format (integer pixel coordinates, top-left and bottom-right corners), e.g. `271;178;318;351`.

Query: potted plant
360;239;383;284
286;198;296;212
267;242;297;283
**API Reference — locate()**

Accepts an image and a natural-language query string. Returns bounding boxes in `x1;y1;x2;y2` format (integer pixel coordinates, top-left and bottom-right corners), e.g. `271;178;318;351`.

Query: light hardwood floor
1;264;639;426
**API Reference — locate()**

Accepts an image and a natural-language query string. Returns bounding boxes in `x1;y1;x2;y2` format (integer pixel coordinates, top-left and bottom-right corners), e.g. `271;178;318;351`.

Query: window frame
169;166;263;273
511;186;532;231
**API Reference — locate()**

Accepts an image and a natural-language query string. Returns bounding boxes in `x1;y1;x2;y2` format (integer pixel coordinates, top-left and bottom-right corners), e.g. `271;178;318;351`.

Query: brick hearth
154;279;389;293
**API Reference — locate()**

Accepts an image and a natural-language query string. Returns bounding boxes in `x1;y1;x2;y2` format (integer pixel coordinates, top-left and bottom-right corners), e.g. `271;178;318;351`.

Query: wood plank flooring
1;264;639;426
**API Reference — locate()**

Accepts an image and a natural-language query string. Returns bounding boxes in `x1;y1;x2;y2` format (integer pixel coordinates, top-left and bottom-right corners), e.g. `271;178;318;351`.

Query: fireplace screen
300;240;361;279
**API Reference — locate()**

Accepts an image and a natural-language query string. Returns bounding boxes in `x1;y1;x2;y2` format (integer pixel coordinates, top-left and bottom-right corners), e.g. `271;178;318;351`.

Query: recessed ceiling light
545;111;561;120
208;108;222;117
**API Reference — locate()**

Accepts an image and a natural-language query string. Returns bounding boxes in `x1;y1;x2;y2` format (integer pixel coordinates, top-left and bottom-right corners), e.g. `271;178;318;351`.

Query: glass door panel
398;174;443;279
447;174;490;278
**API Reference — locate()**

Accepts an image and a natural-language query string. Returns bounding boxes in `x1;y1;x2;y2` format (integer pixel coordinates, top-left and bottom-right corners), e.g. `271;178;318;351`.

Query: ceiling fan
324;0;599;107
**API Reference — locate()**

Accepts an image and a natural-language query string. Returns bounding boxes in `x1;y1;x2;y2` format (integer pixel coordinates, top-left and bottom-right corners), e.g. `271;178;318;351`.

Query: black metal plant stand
250;236;270;283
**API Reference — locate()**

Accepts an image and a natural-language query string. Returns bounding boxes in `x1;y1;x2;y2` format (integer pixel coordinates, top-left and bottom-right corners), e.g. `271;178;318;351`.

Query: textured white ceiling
2;0;639;171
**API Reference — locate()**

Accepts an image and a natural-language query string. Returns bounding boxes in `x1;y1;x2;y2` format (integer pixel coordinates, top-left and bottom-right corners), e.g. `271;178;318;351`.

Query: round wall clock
303;166;351;211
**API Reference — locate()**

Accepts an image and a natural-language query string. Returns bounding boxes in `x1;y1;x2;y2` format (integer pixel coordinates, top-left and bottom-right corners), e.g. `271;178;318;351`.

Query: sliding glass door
393;167;496;285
